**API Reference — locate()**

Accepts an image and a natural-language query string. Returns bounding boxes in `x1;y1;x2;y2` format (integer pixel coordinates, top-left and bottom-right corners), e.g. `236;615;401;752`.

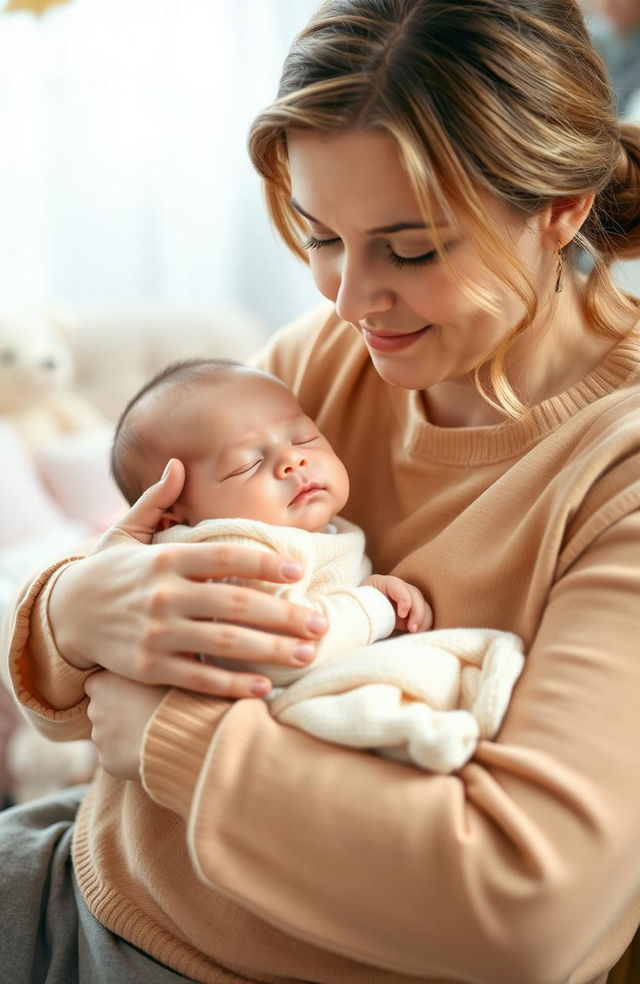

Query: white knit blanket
268;628;524;773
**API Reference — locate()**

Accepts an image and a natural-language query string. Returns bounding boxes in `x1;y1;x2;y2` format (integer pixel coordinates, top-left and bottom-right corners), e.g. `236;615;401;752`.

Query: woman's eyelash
388;247;438;269
303;236;340;250
303;235;439;269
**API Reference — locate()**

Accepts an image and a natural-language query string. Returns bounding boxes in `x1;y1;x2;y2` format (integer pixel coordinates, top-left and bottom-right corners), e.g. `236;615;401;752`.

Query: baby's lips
288;482;325;506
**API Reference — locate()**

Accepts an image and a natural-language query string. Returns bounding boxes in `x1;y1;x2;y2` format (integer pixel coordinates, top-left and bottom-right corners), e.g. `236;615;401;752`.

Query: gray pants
0;786;195;984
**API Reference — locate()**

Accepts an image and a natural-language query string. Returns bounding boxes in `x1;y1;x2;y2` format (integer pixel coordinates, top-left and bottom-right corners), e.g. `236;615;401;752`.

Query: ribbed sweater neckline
390;328;640;465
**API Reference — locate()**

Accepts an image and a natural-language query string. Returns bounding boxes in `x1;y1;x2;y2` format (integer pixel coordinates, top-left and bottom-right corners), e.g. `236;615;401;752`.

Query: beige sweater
7;305;640;984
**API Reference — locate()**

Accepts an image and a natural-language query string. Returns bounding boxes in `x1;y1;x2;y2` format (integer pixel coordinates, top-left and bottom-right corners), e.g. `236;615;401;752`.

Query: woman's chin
367;353;440;391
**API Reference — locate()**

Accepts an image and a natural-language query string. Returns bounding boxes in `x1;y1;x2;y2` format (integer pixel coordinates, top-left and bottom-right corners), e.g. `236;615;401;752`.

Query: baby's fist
363;574;433;633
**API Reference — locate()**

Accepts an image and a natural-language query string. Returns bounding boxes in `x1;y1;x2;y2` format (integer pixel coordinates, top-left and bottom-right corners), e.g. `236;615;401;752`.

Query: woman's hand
85;670;167;781
48;459;328;698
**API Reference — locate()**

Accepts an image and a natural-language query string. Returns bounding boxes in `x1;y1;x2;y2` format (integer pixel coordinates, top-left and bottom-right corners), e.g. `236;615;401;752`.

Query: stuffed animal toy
0;307;105;451
0;308;126;541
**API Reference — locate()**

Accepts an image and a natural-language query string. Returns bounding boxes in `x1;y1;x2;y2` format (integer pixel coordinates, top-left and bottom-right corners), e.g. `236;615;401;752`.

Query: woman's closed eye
386;245;438;269
303;235;340;251
303;234;440;269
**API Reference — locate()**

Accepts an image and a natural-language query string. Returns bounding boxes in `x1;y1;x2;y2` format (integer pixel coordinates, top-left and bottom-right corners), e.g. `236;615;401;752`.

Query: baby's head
111;359;350;533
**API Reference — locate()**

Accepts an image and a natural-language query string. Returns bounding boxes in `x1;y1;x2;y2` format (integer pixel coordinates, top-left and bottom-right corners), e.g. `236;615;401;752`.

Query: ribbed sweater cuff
141;688;230;819
9;556;94;718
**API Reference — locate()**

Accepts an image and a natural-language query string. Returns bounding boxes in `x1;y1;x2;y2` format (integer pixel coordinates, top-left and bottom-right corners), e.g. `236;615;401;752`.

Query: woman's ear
539;192;596;250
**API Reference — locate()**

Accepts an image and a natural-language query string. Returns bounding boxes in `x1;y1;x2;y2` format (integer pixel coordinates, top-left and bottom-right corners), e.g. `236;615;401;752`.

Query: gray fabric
0;786;195;984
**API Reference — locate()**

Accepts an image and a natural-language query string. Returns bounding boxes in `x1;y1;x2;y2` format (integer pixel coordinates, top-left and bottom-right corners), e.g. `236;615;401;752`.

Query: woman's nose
275;448;308;479
334;252;394;326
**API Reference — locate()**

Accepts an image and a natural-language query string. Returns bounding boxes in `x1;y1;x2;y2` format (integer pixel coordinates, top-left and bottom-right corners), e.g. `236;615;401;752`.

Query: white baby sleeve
303;585;396;666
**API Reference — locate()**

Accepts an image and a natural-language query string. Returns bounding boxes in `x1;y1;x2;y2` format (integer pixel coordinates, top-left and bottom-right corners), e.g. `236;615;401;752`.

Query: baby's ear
156;512;181;532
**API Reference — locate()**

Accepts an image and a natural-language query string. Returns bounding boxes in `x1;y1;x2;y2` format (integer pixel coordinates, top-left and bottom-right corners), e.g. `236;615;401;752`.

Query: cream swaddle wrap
155;517;524;772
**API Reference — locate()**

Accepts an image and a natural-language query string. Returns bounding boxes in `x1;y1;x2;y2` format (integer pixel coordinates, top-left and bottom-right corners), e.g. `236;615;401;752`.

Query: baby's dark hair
112;357;246;505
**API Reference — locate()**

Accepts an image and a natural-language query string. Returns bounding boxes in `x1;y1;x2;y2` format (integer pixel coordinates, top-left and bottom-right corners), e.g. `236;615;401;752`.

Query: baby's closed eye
223;459;262;480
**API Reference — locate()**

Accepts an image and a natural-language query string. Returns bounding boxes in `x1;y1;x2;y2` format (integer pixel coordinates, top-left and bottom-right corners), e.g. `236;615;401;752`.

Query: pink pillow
34;427;127;531
0;422;68;547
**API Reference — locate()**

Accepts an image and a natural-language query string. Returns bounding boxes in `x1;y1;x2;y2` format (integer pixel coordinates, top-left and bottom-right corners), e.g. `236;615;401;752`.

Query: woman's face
286;128;552;393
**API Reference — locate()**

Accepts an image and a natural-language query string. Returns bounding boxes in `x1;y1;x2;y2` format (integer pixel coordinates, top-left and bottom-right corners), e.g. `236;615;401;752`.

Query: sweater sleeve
4;558;95;741
140;510;640;984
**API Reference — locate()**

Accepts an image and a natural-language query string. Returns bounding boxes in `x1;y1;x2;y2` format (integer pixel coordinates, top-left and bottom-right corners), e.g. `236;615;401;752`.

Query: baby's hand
362;574;433;633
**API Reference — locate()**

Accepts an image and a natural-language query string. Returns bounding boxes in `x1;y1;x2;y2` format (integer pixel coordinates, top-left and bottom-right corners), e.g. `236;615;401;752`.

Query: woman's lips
362;325;432;352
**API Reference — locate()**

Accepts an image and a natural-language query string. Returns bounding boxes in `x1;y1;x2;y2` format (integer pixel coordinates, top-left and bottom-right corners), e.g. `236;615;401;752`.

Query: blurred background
0;0;639;808
0;0;322;332
0;0;326;807
0;0;637;331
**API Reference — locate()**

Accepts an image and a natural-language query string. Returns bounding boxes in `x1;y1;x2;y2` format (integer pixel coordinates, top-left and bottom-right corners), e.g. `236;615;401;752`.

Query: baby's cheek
189;481;235;524
331;456;350;512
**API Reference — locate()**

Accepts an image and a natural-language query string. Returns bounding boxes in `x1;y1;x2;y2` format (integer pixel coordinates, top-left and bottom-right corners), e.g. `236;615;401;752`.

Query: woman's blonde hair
249;0;640;417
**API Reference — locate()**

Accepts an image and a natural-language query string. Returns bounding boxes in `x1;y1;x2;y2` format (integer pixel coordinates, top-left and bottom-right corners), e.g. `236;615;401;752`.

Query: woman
3;1;640;982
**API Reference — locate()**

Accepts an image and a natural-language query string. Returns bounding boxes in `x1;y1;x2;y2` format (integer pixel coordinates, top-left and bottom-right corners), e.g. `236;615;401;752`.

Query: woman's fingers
85;671;169;780
156;616;318;669
140;654;271;698
160;578;326;640
95;458;186;550
158;541;304;584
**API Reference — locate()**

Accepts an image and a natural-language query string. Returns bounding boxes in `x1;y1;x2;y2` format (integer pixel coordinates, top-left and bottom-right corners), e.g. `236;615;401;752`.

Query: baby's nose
276;449;308;477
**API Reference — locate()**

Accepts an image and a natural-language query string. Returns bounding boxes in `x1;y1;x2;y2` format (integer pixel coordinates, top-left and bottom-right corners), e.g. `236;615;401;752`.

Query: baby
111;358;523;773
111;358;433;687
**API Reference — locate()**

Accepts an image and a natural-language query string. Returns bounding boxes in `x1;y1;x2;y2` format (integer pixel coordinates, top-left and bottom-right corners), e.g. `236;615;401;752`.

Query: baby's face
158;370;349;532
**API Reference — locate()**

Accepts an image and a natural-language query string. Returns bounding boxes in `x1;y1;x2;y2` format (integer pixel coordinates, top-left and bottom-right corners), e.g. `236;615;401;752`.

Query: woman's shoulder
528;324;640;452
575;334;640;444
548;358;640;575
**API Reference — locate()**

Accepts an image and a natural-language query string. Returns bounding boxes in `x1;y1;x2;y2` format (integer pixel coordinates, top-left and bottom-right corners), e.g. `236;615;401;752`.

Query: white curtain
0;0;322;331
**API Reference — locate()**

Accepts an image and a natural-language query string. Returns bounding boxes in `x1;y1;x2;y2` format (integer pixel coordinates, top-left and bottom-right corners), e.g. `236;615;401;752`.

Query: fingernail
307;614;328;634
281;561;303;580
251;679;271;696
161;459;174;481
294;643;315;664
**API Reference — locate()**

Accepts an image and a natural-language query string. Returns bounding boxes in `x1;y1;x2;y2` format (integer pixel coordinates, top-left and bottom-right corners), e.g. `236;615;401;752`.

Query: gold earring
555;241;564;294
